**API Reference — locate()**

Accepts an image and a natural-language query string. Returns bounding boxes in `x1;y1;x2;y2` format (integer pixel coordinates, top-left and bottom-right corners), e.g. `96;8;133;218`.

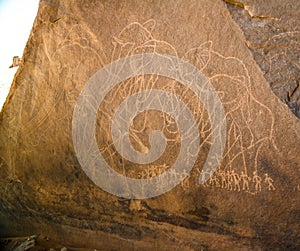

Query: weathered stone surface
224;0;300;118
0;0;299;250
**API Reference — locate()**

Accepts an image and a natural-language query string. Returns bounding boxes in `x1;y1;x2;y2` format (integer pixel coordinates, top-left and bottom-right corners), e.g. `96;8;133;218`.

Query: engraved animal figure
112;19;178;61
110;20;277;193
110;20;180;158
22;24;105;150
184;41;277;181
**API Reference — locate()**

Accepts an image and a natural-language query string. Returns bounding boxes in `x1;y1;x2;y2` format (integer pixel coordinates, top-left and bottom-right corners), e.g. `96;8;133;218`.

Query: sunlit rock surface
0;0;299;250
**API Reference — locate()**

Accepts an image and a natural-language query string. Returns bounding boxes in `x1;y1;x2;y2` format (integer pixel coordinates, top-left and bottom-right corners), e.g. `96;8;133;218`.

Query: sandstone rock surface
225;0;300;117
0;0;299;250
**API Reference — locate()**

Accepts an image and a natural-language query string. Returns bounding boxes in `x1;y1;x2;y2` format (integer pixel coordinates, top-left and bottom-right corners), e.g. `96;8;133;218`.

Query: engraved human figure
195;168;203;187
156;164;166;176
208;171;220;187
218;170;227;189
264;173;275;191
141;169;148;179
142;168;152;183
199;170;211;187
226;170;233;191
252;171;262;192
232;170;241;192
149;165;158;178
169;168;179;185
240;171;251;191
180;169;190;190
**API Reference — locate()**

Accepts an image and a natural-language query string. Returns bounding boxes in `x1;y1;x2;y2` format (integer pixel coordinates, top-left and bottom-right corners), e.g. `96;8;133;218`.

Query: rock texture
224;0;300;118
0;0;299;250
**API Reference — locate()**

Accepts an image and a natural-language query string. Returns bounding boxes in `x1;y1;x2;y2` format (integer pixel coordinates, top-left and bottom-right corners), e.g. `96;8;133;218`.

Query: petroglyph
87;19;280;195
1;0;300;248
252;171;262;192
200;168;275;193
45;18;280;197
264;173;275;191
240;171;251;191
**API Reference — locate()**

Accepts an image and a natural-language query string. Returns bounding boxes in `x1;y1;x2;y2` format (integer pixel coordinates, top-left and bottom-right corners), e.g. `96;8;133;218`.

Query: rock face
0;0;299;250
225;0;300;118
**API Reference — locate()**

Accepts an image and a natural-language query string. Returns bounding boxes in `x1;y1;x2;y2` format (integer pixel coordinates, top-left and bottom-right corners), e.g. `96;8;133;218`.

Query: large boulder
0;0;299;249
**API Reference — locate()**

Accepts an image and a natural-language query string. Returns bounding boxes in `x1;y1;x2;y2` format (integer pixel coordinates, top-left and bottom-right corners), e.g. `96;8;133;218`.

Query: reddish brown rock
0;0;299;250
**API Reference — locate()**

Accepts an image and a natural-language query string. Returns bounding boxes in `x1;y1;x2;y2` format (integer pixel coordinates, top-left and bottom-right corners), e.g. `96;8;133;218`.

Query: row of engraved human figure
139;164;190;190
200;169;275;192
138;164;275;192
